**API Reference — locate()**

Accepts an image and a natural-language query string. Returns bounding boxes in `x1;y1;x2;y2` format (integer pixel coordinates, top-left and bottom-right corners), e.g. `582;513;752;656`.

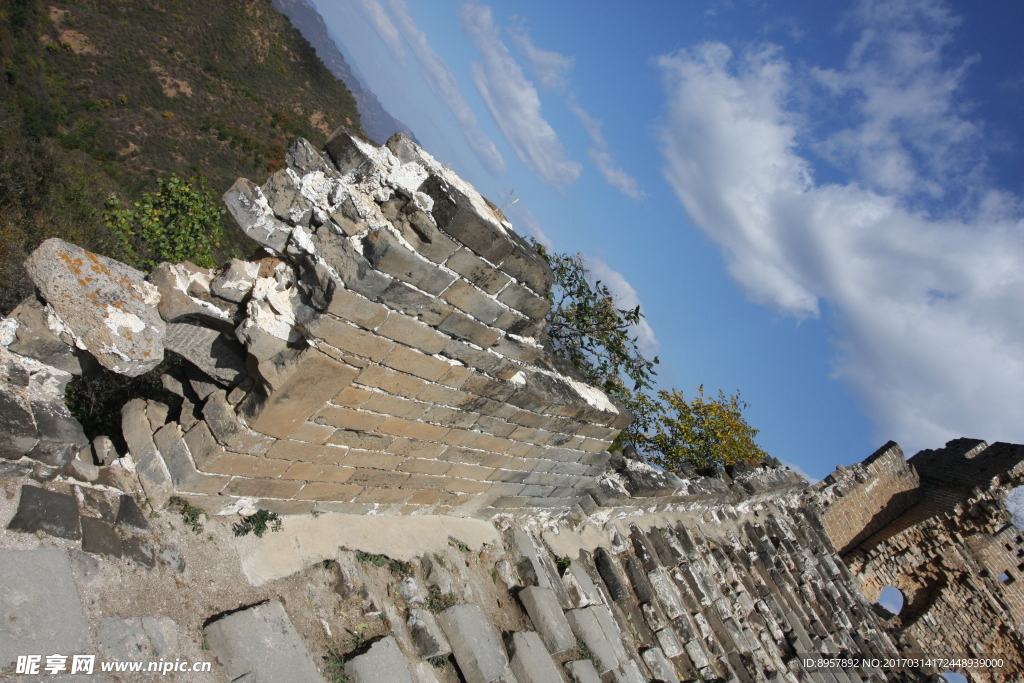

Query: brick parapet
813;438;1024;679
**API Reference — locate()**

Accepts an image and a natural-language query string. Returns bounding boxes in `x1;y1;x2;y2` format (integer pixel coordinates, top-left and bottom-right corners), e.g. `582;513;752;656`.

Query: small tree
533;242;659;450
104;174;225;270
643;386;767;470
534;241;766;470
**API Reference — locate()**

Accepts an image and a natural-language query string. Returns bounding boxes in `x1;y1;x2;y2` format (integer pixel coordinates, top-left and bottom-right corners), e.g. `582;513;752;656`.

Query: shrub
643;387;768;470
169;496;207;534
104;174;225;270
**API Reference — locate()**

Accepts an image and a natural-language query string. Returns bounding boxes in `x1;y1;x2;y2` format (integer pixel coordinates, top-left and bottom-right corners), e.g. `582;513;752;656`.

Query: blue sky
312;0;1024;481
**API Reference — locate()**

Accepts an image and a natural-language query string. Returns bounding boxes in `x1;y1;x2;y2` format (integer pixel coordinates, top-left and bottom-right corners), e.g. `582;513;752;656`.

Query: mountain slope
270;0;417;145
0;0;364;313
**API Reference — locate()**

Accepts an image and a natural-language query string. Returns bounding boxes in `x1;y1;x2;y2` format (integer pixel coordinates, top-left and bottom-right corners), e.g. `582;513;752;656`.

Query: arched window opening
874;586;904;616
941;671;967;683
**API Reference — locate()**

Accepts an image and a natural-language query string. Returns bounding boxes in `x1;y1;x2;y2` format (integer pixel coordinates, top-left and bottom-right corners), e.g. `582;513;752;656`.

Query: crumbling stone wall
1;127;805;524
813;438;1024;680
815;441;923;556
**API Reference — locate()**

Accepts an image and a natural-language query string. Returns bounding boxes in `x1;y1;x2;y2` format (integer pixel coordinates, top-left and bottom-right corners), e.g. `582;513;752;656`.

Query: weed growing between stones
168;496;207;534
428;654;452;669
323;651;351;683
232;509;282;537
555;556;572;575
576;636;599;670
387;559;414;578
355;552;387;567
425;585;458;614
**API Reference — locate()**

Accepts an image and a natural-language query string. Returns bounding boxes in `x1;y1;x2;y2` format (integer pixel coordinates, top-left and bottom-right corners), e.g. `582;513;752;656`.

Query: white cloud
567;97;646;200
459;4;581;189
656;0;1024;456
505;22;644;199
507;26;574;93
383;0;506;175
356;0;406;66
586;257;661;358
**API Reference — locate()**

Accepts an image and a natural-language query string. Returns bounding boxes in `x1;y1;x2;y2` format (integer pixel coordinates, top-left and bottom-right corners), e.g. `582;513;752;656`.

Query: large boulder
24;239;165;376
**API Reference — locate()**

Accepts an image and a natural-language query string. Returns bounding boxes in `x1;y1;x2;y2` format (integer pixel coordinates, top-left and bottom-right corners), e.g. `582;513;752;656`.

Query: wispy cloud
356;0;406;66
382;0;506;175
567;97;646;200
656;0;1024;455
509;23;645;199
459;4;581;189
586;257;661;357
507;25;574;93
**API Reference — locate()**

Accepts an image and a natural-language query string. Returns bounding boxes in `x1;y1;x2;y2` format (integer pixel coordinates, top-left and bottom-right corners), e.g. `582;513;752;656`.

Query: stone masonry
813;438;1024;680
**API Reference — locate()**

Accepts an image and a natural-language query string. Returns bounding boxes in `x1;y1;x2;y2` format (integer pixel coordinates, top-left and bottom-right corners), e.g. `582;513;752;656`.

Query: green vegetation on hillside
0;0;363;313
536;242;767;470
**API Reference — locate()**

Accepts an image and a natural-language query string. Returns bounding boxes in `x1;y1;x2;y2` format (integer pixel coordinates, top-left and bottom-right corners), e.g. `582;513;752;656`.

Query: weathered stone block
265;439;349;464
7;485;80;539
6;294;93;374
262;167;314;226
241;348;359;438
564;660;602;683
302;314;396;362
314;406;387;433
409;609;452;659
324;127;376;173
445;248;511;294
361;392;428;420
362;230;456;295
0;548;91;670
204;600;326;683
25;238;166;376
344;635;413;683
123;399;171;502
398;458;452;475
376;313;449;355
81;517;123;558
641;647;680;683
295;482;364;501
496;243;555;296
325;286;389;330
379;281;454;326
286;137;336;176
436;603;509;683
156;424;229;494
202;451;291;478
519;586;576;654
593;548;629;601
221;477;305;499
565;606;626;673
354;487;414;503
347;468;410;488
223;177;293;253
497;282;550;320
377;417;450;441
507;630;565;683
438;312;502;349
442;280;504;325
287;421;337;444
